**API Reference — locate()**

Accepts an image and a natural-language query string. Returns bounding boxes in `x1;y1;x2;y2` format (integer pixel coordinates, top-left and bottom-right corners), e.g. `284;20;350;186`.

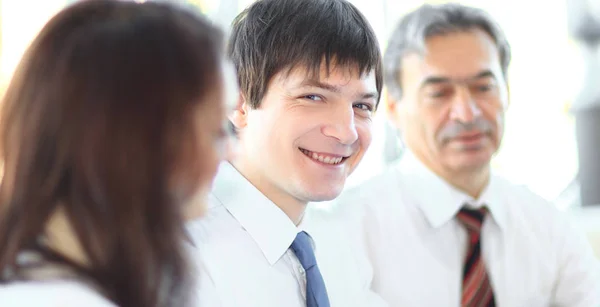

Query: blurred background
1;0;599;251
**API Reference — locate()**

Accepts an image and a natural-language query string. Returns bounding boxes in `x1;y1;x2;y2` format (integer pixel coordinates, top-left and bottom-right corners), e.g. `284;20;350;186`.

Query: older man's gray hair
384;3;512;100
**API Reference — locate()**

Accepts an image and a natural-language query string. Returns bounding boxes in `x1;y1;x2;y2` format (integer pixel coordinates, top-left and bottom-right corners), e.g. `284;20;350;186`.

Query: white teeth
301;149;345;165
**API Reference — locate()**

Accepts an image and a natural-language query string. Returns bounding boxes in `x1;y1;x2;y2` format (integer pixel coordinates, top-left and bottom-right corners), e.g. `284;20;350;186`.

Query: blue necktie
290;231;331;307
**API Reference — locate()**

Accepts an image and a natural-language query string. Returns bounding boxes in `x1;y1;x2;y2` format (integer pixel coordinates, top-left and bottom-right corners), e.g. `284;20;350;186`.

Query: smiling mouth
299;148;349;165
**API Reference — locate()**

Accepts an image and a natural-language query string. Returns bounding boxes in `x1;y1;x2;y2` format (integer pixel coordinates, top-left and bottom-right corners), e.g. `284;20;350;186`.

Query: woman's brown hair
0;0;223;306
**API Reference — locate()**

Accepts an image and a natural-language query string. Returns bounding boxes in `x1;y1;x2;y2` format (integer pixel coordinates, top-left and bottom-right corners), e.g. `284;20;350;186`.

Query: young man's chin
299;181;345;203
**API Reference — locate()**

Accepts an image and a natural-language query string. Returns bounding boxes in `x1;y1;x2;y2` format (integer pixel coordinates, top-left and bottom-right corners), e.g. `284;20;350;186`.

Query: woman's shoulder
0;280;116;306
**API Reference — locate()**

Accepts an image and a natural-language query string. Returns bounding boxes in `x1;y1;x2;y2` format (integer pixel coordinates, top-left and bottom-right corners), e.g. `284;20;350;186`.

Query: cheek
202;138;225;183
245;111;277;145
422;109;447;140
270;110;315;146
356;120;373;149
181;127;222;196
493;113;505;143
481;104;504;130
243;121;274;157
169;136;215;217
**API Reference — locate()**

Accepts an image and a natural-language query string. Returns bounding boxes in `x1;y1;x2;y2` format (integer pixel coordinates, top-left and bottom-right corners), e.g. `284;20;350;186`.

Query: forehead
404;29;502;80
276;62;377;88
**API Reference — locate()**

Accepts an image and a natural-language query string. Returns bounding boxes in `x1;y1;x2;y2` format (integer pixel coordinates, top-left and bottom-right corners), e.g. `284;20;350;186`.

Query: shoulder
493;175;583;237
0;280;115;307
311;168;405;245
335;167;401;210
494;175;562;216
186;192;240;243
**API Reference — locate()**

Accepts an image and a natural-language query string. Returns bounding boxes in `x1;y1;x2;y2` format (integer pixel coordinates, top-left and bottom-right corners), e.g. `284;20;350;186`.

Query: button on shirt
335;151;600;307
187;162;388;307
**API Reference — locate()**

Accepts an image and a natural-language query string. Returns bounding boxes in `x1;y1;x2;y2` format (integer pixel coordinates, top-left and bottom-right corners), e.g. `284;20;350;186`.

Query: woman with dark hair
0;0;235;306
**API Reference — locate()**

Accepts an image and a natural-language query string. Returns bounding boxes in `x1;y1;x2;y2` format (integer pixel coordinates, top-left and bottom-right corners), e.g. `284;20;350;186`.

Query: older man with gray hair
335;3;600;306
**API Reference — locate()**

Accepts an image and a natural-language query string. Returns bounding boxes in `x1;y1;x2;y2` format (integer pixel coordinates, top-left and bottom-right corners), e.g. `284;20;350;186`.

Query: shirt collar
397;150;507;230
297;208;319;250
210;162;301;265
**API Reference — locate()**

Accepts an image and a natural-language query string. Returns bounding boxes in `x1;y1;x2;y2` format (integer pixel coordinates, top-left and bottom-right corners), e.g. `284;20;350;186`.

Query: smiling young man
186;0;386;306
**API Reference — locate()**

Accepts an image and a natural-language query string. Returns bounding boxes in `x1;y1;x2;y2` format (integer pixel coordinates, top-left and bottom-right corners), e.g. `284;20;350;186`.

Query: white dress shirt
186;162;388;307
0;281;116;307
335;151;600;307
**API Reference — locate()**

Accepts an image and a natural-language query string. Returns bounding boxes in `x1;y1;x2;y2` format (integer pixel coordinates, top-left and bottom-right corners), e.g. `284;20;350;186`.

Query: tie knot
290;231;317;271
456;207;488;233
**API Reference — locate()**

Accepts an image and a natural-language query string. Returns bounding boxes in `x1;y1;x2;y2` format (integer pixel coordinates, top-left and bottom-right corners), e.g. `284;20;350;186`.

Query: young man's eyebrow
298;79;341;93
297;79;378;100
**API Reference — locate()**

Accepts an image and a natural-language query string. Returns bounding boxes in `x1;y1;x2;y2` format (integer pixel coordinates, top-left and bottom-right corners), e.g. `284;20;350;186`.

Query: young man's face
232;63;378;207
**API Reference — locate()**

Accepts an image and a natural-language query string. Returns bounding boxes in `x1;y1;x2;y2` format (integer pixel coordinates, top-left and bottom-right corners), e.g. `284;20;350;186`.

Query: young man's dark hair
229;0;383;109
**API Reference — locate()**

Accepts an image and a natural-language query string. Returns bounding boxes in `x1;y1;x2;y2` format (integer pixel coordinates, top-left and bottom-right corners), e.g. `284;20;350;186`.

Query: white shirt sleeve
551;211;600;307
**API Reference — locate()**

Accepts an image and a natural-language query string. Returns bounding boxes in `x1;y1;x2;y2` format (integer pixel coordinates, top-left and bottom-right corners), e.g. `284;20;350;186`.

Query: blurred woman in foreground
0;0;234;306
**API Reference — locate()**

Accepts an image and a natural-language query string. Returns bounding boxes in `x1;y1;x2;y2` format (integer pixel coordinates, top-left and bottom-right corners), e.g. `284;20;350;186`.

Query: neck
44;206;89;267
440;167;490;199
412;151;491;199
230;159;307;225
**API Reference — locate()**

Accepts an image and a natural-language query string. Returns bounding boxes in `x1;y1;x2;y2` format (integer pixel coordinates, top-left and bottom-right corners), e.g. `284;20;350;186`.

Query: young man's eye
353;103;373;112
302;94;323;101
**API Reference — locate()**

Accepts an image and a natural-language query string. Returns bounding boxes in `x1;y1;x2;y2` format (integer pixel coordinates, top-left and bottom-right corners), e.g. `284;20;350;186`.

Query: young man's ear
229;93;249;130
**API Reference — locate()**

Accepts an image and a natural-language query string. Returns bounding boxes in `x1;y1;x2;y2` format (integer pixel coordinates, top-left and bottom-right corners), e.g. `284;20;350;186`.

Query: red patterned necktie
456;207;496;307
